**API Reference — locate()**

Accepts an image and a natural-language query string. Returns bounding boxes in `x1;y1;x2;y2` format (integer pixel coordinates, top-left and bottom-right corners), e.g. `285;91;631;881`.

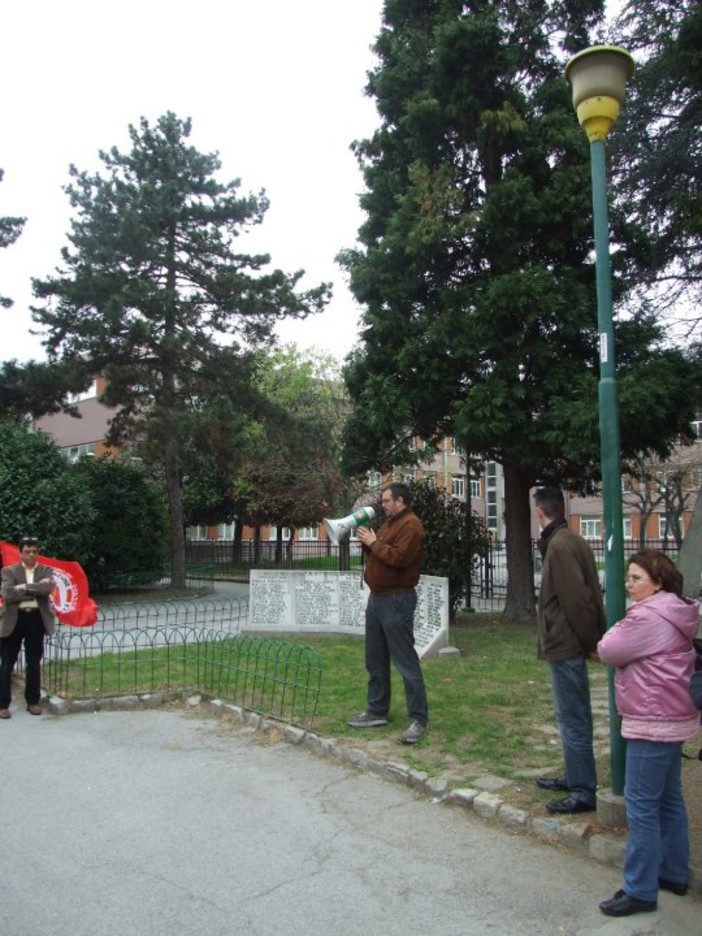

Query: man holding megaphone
348;482;429;744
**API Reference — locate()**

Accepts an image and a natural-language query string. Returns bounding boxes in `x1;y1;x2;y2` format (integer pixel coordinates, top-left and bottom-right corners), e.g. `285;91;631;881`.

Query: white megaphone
323;506;375;546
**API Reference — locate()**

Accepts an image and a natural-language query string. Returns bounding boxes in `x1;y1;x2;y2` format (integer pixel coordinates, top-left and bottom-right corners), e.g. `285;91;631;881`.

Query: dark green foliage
406;479;491;623
0;358;93;422
30;113;331;586
0;420;95;562
614;0;702;307
70;456;168;590
231;347;353;533
0;168;25;310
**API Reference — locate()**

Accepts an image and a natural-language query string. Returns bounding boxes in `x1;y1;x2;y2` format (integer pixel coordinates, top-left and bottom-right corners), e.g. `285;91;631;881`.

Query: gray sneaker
401;721;426;744
348;711;388;728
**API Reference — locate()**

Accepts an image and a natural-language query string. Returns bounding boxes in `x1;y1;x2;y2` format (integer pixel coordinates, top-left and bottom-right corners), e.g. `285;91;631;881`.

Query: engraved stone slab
248;570;449;659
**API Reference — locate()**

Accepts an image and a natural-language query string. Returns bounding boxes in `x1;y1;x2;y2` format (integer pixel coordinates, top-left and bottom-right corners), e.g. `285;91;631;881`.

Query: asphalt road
2;707;699;936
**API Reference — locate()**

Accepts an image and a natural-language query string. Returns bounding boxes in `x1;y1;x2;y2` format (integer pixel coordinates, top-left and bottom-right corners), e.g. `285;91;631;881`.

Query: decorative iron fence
93;596;248;632
38;597;321;726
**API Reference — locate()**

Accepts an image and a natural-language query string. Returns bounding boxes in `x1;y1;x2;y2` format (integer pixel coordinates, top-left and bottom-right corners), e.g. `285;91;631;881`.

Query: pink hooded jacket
597;590;701;743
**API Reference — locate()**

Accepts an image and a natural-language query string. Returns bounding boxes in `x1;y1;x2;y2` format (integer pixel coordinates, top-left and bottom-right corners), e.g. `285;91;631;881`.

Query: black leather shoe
545;794;595;815
536;776;569;792
658;878;688;896
599;892;657;916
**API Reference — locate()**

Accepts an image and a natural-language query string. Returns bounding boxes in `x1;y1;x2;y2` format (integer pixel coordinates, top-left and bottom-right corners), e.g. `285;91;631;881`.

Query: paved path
2;707;699;936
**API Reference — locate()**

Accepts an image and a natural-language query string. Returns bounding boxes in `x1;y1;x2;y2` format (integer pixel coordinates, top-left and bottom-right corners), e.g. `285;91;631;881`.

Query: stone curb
47;692;701;895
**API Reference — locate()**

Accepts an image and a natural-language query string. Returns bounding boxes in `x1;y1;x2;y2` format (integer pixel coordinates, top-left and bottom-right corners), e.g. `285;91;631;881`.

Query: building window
469;477;481;499
622;517;632;540
692;420;701;441
452;475;465;499
580;518;602;540
368;471;381;491
298;526;317;541
268;526;292;541
218;523;236;539
658;516;668;538
67;380;98;404
186;525;208;541
486;461;498;532
63;443;95;463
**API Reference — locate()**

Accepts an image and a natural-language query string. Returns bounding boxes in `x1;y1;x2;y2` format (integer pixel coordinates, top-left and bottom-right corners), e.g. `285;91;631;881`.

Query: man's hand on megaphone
357;527;377;547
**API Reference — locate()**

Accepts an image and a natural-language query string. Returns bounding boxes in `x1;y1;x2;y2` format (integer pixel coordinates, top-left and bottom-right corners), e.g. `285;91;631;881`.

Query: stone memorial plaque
248;570;448;658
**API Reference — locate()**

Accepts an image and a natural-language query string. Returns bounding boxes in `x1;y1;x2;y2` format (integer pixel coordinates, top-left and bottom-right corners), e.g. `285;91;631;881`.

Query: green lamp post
565;46;635;797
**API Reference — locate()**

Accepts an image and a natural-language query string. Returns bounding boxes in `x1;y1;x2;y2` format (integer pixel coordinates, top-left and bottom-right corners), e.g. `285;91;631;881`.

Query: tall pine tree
32;114;330;586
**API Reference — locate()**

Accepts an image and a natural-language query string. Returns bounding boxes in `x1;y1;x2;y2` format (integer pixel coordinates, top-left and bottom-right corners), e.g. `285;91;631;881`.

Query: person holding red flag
0;535;57;718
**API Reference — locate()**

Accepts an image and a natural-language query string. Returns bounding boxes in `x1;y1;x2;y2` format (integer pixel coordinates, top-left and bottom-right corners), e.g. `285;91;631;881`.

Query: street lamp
565;46;634;799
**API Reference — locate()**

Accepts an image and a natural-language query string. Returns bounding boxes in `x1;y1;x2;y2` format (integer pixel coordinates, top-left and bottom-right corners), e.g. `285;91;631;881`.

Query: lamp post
565;46;634;798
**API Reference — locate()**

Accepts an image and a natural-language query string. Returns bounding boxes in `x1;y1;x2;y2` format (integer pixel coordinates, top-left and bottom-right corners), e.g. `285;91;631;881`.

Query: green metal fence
41;624;322;726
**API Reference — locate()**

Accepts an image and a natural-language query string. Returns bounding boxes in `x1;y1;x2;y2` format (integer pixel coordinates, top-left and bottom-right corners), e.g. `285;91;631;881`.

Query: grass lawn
306;613;564;781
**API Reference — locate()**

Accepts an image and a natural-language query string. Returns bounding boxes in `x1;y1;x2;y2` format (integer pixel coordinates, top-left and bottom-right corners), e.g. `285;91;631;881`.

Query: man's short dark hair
384;482;412;507
18;535;39;548
534;486;565;520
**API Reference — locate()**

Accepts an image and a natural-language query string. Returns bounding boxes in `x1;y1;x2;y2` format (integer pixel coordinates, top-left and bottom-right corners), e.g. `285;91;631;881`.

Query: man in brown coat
534;487;605;814
348;483;428;744
1;535;56;718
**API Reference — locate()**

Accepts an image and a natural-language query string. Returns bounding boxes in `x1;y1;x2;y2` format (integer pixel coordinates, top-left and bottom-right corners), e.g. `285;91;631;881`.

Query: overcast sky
1;0;384;364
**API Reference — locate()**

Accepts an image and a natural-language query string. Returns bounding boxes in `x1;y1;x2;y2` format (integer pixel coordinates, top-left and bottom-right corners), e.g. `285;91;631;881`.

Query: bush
71;455;168;590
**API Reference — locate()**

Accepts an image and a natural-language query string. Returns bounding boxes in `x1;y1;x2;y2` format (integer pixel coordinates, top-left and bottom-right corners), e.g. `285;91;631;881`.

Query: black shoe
536;776;569;792
599;891;657;917
545;794;595;815
658;878;688;896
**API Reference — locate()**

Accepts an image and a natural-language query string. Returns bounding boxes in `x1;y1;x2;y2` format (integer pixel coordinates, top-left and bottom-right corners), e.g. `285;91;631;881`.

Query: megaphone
323;506;375;546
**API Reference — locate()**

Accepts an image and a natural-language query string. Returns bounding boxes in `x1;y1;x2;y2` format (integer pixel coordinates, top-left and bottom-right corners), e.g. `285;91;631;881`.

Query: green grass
303;614;560;779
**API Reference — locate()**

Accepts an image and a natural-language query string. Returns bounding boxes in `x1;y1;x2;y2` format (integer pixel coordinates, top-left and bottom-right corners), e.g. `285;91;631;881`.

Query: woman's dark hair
627;550;683;597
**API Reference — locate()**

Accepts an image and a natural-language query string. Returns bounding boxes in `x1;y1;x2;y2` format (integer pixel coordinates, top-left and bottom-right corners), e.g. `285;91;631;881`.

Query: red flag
0;542;98;627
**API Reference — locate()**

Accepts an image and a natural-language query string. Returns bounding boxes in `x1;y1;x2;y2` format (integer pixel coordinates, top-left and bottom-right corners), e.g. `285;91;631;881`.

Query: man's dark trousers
365;591;428;725
0;609;45;708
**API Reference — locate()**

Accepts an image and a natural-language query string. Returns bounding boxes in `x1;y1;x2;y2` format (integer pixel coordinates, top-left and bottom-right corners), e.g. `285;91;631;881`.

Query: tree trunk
164;434;186;589
502;462;536;625
231;519;243;565
678;480;702;597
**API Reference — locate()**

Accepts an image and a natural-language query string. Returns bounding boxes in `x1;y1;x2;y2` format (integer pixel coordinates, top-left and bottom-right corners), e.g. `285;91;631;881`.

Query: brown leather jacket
363;508;425;595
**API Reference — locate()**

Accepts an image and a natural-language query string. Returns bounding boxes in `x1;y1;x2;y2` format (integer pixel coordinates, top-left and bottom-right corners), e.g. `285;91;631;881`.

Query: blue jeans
623;739;689;901
365;591;428;725
549;656;597;805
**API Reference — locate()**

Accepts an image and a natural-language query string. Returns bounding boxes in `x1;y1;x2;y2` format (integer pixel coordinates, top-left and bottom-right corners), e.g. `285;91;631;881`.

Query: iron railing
39;597;321;726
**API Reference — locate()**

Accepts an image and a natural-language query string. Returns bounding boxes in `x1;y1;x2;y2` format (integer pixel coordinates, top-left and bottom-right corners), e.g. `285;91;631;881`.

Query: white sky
0;0;384;364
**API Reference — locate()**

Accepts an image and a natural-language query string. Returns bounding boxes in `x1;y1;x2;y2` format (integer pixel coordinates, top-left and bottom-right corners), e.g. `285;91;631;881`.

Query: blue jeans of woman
365;591;428;725
549;655;597;805
623;739;689;901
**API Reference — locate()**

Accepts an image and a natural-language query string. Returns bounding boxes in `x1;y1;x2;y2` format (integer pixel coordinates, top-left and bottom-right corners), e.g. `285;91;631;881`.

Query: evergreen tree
71;455;169;590
339;1;700;622
31;114;330;587
0;168;25;310
614;0;702;316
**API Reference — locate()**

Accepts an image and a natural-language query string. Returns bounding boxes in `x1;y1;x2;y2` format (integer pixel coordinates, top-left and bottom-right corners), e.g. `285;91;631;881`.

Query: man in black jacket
534;487;605;814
